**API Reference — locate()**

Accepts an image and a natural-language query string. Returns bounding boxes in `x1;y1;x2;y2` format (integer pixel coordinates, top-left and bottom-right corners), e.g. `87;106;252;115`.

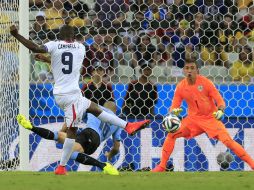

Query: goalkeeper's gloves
171;108;183;116
213;109;225;120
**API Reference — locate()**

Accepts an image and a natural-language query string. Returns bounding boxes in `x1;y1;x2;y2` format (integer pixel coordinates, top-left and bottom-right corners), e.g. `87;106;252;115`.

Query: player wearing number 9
10;25;150;175
152;60;254;172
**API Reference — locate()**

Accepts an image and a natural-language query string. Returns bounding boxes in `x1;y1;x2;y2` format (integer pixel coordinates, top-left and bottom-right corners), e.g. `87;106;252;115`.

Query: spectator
81;62;115;106
45;0;67;30
239;3;254;38
30;11;47;44
93;0;128;29
236;0;253;19
171;19;199;68
198;0;226;22
103;29;118;74
134;33;157;67
29;0;51;9
190;12;208;47
81;33;113;82
230;45;254;82
143;2;167;29
218;14;242;52
201;44;229;68
117;36;136;67
236;0;252;10
64;0;90;28
64;0;89;19
131;10;146;31
130;0;148;13
122;62;158;118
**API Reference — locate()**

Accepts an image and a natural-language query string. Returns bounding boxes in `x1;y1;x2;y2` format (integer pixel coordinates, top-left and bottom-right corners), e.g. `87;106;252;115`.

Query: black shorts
76;128;100;155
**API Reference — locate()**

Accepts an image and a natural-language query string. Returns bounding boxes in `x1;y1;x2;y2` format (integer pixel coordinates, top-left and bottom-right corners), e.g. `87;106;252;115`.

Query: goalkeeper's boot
125;120;150;136
151;165;166;172
103;163;119;176
16;114;33;130
55;165;67;175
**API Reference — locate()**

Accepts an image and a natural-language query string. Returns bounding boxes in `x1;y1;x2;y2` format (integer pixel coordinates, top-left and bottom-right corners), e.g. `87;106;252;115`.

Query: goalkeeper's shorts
76;128;100;155
180;116;228;139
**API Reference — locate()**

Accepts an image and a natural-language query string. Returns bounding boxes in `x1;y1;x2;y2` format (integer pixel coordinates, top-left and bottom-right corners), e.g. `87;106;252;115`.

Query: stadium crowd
1;0;254;118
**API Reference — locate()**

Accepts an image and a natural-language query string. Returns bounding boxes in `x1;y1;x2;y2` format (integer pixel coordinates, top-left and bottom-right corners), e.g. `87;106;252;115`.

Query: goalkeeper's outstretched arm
10;25;47;53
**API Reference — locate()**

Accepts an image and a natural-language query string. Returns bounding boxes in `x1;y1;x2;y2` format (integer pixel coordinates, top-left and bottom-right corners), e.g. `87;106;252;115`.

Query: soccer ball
217;152;234;170
162;114;181;133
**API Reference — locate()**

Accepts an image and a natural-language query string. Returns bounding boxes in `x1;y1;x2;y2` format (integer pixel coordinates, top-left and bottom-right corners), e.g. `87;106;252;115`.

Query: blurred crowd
1;0;254;118
1;0;254;84
26;0;254;84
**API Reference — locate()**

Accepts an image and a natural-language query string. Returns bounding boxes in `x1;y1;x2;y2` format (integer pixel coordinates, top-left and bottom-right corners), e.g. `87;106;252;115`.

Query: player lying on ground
17;102;126;175
10;25;150;175
152;60;254;172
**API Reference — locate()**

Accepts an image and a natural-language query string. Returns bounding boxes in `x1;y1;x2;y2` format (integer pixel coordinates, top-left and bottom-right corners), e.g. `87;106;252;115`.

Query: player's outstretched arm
10;25;47;53
105;141;120;161
35;54;51;63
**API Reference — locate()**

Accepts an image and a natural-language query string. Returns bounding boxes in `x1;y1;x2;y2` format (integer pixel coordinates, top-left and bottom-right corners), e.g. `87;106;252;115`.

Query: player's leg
199;118;254;170
87;101;150;135
153;117;204;172
56;124;77;175
216;132;254;170
17;114;58;140
72;129;118;175
55;94;82;175
70;152;119;175
152;125;191;172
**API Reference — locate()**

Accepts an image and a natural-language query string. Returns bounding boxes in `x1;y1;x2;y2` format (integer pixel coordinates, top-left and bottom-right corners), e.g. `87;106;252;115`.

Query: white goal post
18;0;30;171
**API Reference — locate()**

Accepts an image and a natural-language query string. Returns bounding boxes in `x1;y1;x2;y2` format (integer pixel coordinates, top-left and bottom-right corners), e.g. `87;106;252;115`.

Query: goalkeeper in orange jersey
152;60;254;172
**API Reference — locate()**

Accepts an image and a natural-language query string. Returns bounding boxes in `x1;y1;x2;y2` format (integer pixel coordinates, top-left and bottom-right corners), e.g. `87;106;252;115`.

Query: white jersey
44;41;86;95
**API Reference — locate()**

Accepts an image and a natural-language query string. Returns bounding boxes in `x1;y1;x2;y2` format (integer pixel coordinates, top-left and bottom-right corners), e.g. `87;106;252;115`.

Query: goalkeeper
153;60;254;172
17;101;121;175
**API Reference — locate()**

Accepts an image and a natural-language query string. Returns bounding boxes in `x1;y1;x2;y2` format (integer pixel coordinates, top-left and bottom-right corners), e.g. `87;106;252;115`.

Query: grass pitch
0;171;253;190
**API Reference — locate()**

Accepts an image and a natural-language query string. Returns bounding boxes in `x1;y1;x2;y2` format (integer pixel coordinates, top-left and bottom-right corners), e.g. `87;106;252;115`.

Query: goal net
1;0;254;171
0;0;19;170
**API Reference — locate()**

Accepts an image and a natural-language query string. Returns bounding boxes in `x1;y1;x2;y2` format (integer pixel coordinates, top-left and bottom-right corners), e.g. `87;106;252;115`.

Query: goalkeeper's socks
71;152;106;169
31;127;57;140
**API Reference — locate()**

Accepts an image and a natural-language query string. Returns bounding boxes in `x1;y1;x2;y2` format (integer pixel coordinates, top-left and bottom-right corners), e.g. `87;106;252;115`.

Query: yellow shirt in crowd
236;0;253;9
201;46;228;66
230;60;254;82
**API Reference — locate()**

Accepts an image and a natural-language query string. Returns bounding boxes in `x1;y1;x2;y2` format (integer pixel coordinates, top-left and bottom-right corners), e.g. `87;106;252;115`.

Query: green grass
0;171;253;190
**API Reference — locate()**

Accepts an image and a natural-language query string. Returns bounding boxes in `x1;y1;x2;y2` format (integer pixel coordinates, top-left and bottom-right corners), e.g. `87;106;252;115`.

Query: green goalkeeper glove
213;109;225;120
171;108;183;116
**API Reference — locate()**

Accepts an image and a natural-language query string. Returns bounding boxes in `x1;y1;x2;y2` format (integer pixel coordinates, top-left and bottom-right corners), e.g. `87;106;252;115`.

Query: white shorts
54;93;91;128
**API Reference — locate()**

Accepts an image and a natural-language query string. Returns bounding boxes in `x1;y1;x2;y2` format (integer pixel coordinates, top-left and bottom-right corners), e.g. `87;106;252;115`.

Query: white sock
60;138;75;166
97;110;127;128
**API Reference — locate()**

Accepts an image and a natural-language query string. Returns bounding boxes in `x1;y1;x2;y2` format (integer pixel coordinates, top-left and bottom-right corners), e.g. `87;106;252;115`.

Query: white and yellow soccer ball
162;113;181;133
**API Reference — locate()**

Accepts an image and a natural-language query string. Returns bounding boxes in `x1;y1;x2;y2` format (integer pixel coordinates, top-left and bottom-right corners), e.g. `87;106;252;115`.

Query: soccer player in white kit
10;25;150;175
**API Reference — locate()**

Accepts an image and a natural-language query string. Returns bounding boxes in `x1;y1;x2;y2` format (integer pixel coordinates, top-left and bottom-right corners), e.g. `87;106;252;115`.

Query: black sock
31;127;55;140
75;153;106;169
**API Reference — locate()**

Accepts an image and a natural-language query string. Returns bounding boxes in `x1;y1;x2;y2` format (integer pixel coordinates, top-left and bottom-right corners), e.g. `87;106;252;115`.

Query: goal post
18;0;30;171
